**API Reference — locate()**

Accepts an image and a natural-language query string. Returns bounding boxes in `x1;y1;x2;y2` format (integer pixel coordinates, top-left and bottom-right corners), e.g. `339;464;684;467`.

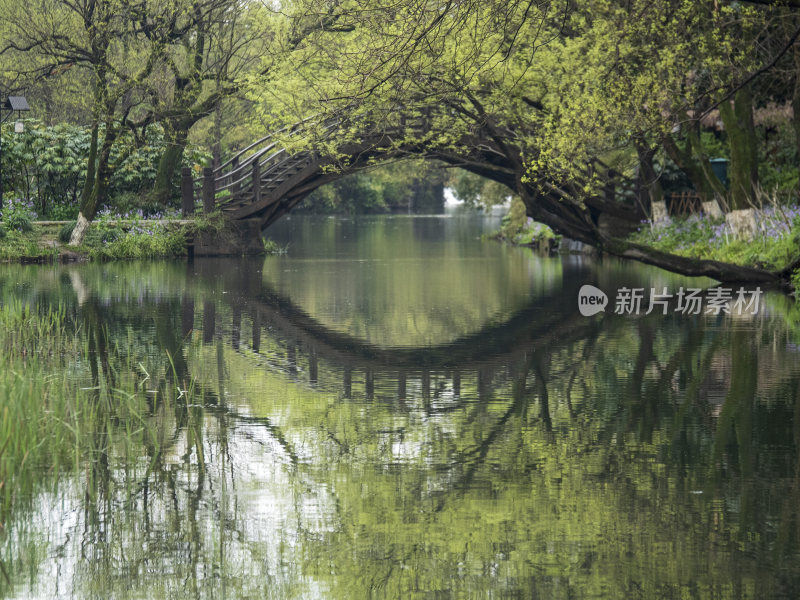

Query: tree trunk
212;102;223;170
719;84;758;210
633;136;663;212
70;121;119;245
79;122;99;209
152;127;189;205
793;39;800;182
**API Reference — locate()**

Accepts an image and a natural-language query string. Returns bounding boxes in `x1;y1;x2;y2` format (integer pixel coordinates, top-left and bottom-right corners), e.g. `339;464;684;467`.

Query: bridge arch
198;119;524;231
187;115;783;284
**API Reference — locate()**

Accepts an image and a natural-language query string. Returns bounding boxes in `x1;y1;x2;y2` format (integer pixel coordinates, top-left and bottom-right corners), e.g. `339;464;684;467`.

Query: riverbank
491;199;800;295
627;208;800;294
0;216;283;262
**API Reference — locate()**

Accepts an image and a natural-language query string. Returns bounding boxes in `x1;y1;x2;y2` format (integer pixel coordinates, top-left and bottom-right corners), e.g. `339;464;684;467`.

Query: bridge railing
182;116;346;216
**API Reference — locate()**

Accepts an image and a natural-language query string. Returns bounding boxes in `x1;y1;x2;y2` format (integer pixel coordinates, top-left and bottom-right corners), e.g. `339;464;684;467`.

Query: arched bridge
182;114;644;236
179;111;787;285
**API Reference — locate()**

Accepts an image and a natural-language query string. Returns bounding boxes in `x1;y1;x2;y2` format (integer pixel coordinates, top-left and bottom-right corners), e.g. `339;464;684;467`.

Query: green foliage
449;169;511;208
492;197;556;245
0;121;89;218
0;120;211;219
1;199;35;233
84;221;122;245
0;225;5;240
262;238;287;254
85;224;187;260
299;161;447;214
189;210;227;236
792;268;800;299
499;196;528;238
760;122;799;194
58;221;76;244
303;171;387;214
0;229;56;261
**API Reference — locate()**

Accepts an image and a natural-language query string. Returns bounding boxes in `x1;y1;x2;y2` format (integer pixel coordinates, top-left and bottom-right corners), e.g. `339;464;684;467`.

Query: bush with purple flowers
628;203;800;271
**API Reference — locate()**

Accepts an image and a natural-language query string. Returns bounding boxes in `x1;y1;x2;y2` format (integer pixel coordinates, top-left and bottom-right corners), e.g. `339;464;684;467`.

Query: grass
85;224;188;260
0;227;58;262
0;299;191;524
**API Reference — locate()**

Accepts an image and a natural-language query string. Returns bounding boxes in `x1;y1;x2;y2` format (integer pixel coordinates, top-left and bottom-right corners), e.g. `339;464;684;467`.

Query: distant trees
300;161;446;214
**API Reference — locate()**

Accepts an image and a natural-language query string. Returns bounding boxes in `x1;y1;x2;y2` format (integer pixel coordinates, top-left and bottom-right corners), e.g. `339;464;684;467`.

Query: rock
725;209;757;241
702;200;723;218
651;200;670;226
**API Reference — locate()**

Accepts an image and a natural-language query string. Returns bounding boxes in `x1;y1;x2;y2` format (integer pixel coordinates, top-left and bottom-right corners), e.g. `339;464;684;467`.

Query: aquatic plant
0;298;196;526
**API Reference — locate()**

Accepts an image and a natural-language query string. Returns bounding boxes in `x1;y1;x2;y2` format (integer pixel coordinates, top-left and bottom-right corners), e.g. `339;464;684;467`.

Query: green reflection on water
259;215;564;347
0;216;799;599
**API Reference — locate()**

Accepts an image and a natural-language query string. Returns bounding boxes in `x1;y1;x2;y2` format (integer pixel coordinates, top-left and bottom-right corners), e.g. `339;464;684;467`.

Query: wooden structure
665;191;703;217
180;116;645;235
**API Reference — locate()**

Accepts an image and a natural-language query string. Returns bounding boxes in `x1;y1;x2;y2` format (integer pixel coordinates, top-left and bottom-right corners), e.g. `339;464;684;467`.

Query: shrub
58;221;76;243
263;238;287;255
47;203;79;221
84;222;121;245
2;198;36;233
87;225;186;260
7;213;33;233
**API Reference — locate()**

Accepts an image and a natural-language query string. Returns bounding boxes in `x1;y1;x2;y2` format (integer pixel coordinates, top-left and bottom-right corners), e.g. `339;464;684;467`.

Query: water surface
1;213;800;599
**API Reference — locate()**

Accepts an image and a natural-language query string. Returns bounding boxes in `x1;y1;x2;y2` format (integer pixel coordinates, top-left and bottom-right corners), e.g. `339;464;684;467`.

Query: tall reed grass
0;298;191;521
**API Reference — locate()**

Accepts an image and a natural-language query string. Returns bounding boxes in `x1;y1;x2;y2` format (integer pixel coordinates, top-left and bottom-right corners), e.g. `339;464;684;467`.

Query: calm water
2;213;800;598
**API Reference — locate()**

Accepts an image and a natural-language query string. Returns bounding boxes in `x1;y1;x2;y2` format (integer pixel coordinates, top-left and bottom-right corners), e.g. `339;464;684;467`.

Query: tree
0;0;254;243
2;0;167;241
145;0;267;203
243;0;797;283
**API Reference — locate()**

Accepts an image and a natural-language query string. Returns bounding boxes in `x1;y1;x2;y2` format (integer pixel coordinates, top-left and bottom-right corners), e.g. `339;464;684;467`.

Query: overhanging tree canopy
243;0;799;285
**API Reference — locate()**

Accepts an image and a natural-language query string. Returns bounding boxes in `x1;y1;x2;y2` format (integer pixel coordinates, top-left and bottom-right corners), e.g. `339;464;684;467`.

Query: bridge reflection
181;257;599;403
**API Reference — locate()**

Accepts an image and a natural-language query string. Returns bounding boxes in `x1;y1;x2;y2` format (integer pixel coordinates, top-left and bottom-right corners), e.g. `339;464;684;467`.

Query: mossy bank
0;214;283;263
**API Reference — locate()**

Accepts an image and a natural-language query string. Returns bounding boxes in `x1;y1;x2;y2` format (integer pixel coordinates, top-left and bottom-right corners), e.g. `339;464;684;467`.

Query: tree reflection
1;261;800;598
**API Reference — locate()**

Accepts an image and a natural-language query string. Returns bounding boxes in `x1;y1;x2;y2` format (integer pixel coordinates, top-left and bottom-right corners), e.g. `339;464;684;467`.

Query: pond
1;212;799;599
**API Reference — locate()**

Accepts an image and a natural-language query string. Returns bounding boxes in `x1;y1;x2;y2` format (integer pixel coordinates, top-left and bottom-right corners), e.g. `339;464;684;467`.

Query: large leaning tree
247;0;799;286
